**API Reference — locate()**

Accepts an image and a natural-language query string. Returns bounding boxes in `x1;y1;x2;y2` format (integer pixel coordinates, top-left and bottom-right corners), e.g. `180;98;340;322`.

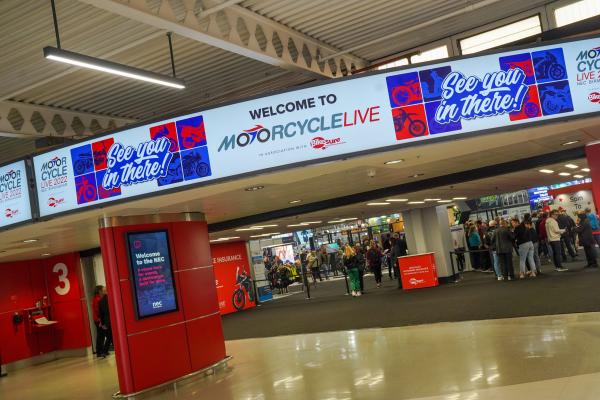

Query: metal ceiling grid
240;0;554;61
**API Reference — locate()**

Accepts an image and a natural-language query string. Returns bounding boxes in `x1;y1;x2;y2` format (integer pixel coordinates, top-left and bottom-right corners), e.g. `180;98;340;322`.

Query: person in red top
92;285;106;358
537;212;550;263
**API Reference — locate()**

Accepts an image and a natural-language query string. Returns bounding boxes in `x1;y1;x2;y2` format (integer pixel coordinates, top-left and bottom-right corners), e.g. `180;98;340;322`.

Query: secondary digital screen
127;230;178;319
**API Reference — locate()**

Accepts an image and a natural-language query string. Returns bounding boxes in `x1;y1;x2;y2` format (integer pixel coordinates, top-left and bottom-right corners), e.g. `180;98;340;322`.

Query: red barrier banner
398;253;438;290
211;242;256;315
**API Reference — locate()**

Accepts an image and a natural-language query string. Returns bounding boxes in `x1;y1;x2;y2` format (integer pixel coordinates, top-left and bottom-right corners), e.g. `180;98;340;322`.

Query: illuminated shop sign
33;35;600;217
0;160;32;228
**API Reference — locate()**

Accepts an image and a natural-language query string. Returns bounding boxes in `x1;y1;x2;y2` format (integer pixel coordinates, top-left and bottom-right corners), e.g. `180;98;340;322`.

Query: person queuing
390;233;408;287
513;217;537;279
586;208;600;247
546;209;569;272
494;219;516;280
575;212;598;268
557;208;578;262
343;245;361;297
354;243;366;293
366;241;383;288
467;224;482;271
484;221;502;280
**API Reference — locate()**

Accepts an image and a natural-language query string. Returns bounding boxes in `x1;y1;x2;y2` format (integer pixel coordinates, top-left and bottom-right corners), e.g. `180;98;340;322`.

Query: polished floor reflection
2;312;600;399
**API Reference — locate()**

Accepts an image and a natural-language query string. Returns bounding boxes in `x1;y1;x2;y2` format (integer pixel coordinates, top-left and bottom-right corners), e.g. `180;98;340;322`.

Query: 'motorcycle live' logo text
0;169;22;201
40;156;68;191
217;97;380;152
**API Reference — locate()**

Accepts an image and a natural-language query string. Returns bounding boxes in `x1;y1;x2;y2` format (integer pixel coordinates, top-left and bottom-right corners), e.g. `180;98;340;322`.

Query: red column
585;142;600;208
98;213;225;395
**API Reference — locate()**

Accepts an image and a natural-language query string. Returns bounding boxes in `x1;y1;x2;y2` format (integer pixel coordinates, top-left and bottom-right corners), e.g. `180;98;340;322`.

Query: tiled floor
2;312;600;399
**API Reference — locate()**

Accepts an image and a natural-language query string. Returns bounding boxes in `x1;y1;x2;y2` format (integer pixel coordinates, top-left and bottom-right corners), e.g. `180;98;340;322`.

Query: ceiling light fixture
559;172;571;176
244;185;264;191
288;199;302;204
539;169;554;174
249;232;280;238
43;2;184;89
561;140;579;146
410;173;424;178
251;224;278;228
386;198;409;202
287;223;309;227
367;202;390;206
209;236;240;243
408;201;425;204
565;164;578;169
23;239;39;243
384;159;404;165
581;168;590;172
44;47;186;89
452;197;467;200
424;198;441;201
235;227;263;232
573;174;584;178
303;221;322;224
41;253;51;256
437;200;453;203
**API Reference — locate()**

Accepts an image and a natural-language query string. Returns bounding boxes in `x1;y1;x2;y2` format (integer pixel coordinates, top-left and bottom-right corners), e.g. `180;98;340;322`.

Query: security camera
367;169;376;178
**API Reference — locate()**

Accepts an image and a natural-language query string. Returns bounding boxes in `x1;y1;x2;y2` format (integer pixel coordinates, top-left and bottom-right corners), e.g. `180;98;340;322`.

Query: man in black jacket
98;293;112;358
576;213;598;268
557;209;578;261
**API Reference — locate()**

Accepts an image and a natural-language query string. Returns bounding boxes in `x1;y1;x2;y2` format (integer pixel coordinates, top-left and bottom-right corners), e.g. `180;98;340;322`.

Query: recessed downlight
367;202;391;206
287;223;309;227
573;174;584;178
289;199;302;204
245;185;264;191
41;253;51;256
410;173;424;178
452;197;467;200
539;169;554;174
408;201;425;204
424;198;441;201
251;224;278;228
235;227;263;232
23;239;38;243
561;140;579;146
384;159;404;165
565;164;578;169
581;168;590;172
559;172;571;176
437;200;453;203
386;198;409;202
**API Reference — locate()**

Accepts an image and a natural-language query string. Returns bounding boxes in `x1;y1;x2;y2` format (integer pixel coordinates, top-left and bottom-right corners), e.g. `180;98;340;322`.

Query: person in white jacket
546;209;567;272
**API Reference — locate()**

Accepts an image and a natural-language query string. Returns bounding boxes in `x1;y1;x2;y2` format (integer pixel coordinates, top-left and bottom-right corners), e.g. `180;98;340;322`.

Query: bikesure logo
5;208;18;218
589;92;600;104
310;136;344;150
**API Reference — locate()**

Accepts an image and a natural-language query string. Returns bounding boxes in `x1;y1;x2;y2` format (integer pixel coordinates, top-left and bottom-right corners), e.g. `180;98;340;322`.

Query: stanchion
0;353;6;377
252;280;261;306
303;271;311;300
343;270;350;295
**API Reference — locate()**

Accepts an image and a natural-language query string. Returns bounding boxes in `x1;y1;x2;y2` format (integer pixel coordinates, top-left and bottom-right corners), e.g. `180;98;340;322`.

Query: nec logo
152;301;163;309
588;92;600;103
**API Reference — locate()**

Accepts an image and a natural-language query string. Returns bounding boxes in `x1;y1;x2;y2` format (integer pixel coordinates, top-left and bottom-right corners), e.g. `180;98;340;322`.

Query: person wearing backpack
586;208;600;247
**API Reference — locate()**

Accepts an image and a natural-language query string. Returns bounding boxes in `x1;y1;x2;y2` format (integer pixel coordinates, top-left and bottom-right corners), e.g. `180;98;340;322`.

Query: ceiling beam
0;100;134;139
78;0;368;78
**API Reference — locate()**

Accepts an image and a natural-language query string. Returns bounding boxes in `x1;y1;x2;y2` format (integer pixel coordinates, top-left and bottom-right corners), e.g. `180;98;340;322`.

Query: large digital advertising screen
127;230;178;319
32;35;600;217
0;160;33;228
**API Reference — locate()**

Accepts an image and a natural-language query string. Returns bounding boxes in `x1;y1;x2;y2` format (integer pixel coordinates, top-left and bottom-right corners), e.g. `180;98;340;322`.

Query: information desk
397;252;438;290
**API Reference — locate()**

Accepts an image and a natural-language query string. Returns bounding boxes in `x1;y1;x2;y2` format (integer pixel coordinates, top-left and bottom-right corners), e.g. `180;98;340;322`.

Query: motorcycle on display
232;267;255;311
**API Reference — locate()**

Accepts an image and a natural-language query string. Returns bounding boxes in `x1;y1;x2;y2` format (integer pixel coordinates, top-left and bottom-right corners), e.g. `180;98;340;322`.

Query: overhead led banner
0;160;32;227
33;35;600;217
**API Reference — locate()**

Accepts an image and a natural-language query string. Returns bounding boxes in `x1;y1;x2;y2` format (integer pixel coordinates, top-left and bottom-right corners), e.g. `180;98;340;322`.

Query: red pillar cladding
44;253;91;350
586;142;600;207
99;217;226;395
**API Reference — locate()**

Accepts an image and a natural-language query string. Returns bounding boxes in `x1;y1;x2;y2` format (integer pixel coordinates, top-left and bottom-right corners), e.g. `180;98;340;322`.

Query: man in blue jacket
586;208;600;247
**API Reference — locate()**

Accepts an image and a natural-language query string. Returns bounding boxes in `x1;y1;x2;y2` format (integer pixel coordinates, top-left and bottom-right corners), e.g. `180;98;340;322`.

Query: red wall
99;220;226;395
211;241;256;315
0;253;91;365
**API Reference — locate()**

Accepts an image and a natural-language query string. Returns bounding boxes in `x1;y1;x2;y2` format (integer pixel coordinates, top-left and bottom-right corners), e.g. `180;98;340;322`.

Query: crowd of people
463;207;599;280
263;234;409;298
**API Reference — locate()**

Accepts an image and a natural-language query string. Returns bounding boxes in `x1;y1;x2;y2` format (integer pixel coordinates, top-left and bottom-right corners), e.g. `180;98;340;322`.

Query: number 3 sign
53;262;71;296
